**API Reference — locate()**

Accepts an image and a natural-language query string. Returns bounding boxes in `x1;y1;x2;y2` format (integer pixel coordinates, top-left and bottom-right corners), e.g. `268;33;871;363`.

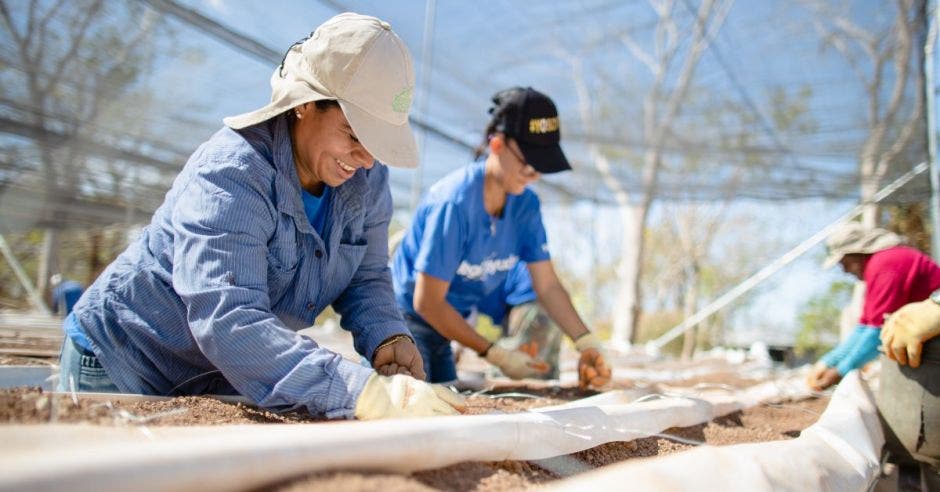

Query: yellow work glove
485;345;550;380
353;373;466;420
882;299;940;368
574;333;611;389
805;360;829;390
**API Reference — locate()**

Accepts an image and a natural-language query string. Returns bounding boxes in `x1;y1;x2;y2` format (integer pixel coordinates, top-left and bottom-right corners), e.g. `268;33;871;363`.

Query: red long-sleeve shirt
861;246;940;327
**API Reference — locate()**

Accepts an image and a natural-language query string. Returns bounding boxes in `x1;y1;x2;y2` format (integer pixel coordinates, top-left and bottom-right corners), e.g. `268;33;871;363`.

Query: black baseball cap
489;87;572;174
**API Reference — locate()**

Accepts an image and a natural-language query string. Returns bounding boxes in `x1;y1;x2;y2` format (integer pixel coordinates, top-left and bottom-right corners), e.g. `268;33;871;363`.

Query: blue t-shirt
392;162;550;318
476;261;537;325
64;312;93;351
301;186;331;235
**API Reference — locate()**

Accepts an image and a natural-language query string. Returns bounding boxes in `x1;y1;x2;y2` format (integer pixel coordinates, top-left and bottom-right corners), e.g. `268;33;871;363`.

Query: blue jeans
404;315;457;384
57;336;120;393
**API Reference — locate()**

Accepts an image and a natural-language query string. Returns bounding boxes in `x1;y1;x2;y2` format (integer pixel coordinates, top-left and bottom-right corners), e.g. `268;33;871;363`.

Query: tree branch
40;0;102;97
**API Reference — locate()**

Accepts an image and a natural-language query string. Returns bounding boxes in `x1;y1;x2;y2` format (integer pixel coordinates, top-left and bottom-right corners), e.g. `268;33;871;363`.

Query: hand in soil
578;348;611;389
373;336;426;381
807;367;841;391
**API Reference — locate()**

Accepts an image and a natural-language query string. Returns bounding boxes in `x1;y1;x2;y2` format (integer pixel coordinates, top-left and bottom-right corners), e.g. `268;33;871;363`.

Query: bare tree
564;0;733;347
0;0;163;302
805;0;926;227
673;204;725;360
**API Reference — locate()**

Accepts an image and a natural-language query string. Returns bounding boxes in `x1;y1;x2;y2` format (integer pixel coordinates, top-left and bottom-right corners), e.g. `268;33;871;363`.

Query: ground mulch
0;340;831;492
463;385;600;414
0;387;326;425
270;396;828;491
0;379;828;491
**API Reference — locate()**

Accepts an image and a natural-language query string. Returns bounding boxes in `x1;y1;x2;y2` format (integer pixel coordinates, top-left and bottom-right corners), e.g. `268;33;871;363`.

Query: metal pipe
925;0;940;257
409;0;438;213
0;233;51;314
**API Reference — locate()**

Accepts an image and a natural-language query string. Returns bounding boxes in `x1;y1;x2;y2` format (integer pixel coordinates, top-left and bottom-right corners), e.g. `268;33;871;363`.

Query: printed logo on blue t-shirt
456;254;519;281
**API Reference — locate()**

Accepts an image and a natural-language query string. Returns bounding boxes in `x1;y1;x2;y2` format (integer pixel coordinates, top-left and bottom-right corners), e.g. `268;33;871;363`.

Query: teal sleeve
819;325;865;368
834;326;881;375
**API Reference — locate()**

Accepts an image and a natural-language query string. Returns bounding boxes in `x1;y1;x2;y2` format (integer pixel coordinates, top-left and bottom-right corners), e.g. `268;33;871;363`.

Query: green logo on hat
392;88;413;113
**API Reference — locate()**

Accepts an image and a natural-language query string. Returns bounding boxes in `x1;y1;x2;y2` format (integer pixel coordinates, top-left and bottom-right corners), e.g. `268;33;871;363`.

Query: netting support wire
409;0;437;214
926;0;940;258
649;161;929;352
0;233;51;314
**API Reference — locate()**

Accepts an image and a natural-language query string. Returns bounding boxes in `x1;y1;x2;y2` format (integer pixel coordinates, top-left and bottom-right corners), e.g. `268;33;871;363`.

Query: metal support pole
926;0;940;257
0;233;51;314
409;0;437;213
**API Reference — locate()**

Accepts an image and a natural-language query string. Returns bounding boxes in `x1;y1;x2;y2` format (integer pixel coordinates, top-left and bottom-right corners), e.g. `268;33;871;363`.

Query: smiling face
290;101;374;195
490;135;541;196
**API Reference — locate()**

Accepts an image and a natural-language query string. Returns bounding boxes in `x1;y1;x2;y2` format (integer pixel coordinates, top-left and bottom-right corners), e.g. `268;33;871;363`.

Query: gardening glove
882;299;940;368
805;361;829;390
372;334;426;380
353;373;466;420
574;333;611;389
485;345;550;380
808;367;841;391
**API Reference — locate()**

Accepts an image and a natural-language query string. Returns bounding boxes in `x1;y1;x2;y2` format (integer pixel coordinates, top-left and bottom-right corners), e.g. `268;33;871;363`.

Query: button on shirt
69;114;408;418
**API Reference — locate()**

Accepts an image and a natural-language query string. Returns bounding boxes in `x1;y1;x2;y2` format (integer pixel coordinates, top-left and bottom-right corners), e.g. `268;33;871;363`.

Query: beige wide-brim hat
822;222;905;269
223;13;418;169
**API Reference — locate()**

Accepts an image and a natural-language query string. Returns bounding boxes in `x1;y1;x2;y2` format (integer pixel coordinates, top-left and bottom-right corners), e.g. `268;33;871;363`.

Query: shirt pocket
321;241;367;304
266;213;300;303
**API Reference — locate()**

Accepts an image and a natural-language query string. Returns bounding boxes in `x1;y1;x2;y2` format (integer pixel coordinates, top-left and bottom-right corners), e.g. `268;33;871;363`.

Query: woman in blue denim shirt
58;13;464;420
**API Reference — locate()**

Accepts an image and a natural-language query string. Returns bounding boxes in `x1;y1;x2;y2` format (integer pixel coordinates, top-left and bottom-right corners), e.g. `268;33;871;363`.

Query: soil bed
272;396;829;491
1;379;828;491
0;387;326;425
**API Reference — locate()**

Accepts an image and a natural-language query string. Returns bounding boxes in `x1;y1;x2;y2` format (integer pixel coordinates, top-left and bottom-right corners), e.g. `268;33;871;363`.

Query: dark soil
0;387;326;425
0;377;828;492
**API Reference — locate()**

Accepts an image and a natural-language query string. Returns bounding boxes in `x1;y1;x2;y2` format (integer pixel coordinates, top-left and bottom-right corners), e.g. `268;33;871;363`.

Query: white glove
574;332;603;352
574;333;611;389
354;373;466;420
485;345;549;380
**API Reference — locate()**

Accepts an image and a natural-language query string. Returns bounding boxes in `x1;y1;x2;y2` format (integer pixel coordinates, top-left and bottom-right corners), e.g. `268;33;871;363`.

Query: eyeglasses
504;142;540;179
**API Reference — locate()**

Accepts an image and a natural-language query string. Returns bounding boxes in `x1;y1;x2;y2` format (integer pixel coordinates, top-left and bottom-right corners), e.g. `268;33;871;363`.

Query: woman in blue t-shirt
392;87;611;388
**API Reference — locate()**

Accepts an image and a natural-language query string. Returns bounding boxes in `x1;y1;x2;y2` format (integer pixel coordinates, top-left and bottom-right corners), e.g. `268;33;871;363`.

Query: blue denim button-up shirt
71;114;409;418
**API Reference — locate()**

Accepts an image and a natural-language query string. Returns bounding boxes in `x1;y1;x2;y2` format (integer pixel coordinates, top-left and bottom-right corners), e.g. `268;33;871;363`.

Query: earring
295;110;302;119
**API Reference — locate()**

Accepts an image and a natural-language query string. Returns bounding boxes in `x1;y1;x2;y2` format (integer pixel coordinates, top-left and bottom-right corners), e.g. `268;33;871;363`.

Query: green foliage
635;309;684;357
794;280;854;356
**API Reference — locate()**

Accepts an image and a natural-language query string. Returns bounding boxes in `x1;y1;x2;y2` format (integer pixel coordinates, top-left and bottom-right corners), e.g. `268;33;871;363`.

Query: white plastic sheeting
0;375;811;492
547;371;883;492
